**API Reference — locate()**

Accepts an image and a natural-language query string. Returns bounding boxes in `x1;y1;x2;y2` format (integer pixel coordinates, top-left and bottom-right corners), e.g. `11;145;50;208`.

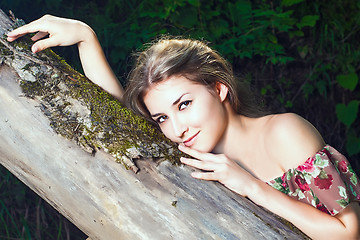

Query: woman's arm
250;177;360;239
262;113;360;239
7;15;123;100
180;145;360;239
179;113;360;239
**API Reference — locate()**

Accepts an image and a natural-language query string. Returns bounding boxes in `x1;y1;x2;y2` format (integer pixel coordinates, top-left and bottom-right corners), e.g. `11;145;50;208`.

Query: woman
7;15;360;239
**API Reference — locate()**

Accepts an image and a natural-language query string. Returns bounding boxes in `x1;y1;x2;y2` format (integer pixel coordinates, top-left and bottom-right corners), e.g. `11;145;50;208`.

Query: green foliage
2;0;321;79
346;130;360;156
1;0;360;237
336;72;358;91
336;100;360;129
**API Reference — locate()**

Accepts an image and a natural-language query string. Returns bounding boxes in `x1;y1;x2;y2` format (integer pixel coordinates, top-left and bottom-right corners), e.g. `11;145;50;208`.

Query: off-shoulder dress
267;145;360;215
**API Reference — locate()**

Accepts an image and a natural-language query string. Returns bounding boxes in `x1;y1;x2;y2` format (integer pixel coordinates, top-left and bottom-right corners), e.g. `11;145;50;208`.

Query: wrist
245;178;264;201
77;22;97;47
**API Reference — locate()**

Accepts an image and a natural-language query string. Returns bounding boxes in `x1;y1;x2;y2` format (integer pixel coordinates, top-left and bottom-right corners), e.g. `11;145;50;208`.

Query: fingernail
191;172;199;178
32;45;38;53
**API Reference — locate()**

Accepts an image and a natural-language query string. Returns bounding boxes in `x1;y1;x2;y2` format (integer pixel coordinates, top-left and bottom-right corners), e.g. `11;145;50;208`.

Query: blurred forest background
0;0;359;239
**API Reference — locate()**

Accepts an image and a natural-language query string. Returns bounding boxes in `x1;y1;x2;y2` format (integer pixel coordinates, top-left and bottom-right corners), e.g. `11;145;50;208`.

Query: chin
191;143;215;153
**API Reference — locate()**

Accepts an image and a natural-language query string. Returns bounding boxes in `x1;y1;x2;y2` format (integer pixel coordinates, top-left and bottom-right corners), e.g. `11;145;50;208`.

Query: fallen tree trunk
0;10;307;239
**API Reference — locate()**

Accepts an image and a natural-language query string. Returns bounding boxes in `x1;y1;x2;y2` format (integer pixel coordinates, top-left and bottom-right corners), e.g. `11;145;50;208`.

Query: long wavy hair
124;37;264;121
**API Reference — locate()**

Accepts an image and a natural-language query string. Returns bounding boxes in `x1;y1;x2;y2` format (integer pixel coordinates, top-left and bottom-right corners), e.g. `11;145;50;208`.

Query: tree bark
0;9;307;239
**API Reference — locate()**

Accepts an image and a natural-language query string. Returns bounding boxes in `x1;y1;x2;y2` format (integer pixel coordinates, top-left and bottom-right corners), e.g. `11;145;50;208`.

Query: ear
215;82;229;102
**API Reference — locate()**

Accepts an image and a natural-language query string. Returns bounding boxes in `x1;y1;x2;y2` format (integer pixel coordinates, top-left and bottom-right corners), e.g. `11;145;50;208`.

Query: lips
183;131;200;147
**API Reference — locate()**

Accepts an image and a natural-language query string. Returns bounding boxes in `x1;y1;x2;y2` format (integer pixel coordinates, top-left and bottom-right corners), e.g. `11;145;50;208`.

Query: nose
171;116;188;139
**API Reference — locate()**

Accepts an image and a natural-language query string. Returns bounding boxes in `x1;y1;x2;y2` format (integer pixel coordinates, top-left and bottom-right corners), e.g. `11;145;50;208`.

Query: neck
212;102;257;161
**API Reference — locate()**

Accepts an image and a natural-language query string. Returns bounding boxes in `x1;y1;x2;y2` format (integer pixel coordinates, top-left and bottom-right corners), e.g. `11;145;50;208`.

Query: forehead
143;76;193;104
143;76;207;113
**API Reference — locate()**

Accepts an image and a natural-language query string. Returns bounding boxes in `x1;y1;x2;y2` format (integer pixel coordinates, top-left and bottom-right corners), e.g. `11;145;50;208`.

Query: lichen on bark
1;29;181;172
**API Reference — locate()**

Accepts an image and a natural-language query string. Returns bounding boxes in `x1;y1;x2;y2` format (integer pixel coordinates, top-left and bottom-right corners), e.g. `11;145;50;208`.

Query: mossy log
0;10;308;239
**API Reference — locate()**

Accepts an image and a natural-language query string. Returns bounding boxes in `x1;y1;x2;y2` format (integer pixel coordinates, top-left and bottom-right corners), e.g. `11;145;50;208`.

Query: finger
31;31;49;41
6;31;31;42
191;171;218;181
7;23;40;38
180;157;218;171
31;37;59;53
178;145;214;160
7;15;50;40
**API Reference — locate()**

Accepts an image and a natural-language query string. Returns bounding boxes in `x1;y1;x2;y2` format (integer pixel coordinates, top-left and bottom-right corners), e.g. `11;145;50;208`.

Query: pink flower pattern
316;203;329;214
267;145;360;216
338;160;348;173
281;173;288;188
314;174;333;190
297;157;315;172
295;175;310;191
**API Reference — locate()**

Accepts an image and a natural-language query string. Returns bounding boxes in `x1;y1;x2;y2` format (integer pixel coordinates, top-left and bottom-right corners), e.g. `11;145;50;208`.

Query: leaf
336;72;359;91
235;0;252;15
304;173;312;184
286;171;292;180
296;15;319;29
297;45;308;59
187;0;200;7
289;30;304;38
292;189;305;199
271;181;282;190
350;174;358;186
314;155;329;168
350;185;357;197
260;87;267;95
297;189;305;199
315;79;327;97
176;7;198;28
210;19;230;38
335;100;360;128
336;199;349;208
346;131;360;156
338;186;347;199
281;0;304;7
311;191;320;204
285;100;293;108
268;34;278;44
318;169;329;179
302;83;314;99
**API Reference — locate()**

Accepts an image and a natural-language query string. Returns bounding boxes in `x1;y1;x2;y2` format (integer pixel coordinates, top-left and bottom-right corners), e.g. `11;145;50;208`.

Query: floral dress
267;145;360;216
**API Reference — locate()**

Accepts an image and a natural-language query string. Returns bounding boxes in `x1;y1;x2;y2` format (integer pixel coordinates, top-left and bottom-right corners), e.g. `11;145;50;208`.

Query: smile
183;131;200;147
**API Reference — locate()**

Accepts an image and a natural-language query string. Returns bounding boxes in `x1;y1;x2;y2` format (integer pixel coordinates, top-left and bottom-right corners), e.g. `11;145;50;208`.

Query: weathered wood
0;10;307;239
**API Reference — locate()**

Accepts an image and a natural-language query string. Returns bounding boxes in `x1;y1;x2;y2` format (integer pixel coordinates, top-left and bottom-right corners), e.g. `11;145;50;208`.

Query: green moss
20;80;45;97
0;45;12;56
9;34;35;51
2;34;181;168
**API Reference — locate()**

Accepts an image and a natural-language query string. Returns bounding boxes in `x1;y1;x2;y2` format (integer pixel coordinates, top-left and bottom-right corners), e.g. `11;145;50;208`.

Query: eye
156;115;168;124
178;100;192;111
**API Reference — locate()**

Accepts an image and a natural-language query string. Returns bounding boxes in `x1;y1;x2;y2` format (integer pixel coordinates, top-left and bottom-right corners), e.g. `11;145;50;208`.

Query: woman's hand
7;15;124;100
178;145;257;197
7;15;93;53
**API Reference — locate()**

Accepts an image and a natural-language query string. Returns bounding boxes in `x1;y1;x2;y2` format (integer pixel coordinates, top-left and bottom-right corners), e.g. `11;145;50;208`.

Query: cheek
189;101;213;125
159;124;178;143
194;98;223;124
199;99;227;137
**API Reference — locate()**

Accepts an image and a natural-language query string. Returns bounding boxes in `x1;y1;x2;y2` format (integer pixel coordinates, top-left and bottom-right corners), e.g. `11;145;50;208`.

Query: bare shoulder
263;113;325;170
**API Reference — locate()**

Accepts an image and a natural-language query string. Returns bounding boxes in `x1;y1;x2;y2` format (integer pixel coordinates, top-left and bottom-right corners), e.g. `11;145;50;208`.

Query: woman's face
143;75;229;152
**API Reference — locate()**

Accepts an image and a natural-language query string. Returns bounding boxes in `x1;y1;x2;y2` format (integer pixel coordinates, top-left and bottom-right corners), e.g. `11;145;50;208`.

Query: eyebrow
150;93;189;118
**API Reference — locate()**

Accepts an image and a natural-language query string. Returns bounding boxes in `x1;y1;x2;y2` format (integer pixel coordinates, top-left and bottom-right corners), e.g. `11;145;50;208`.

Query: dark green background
0;0;359;239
